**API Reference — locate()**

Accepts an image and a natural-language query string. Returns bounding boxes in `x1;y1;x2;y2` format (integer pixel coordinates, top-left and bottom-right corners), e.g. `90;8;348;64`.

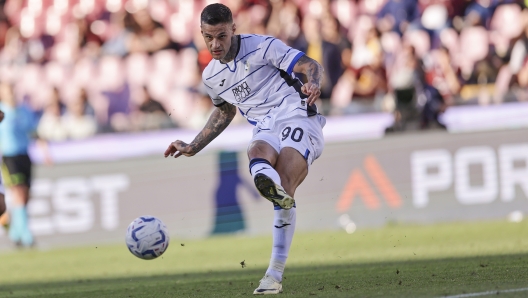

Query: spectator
78;88;96;117
292;15;343;114
62;97;98;140
464;0;495;28
377;0;421;35
102;12;132;57
389;43;420;130
36;86;74;141
1;0;527;134
37;98;68;142
131;86;173;131
126;9;172;54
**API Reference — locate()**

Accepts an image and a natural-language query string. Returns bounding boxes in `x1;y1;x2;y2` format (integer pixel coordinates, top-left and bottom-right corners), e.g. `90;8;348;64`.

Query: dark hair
200;3;233;25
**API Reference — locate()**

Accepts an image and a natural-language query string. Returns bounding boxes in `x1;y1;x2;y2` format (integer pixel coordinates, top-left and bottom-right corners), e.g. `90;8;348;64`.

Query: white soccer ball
125;216;170;260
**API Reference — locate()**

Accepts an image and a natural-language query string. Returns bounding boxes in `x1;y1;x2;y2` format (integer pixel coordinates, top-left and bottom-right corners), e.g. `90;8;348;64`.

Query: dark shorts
2;154;32;187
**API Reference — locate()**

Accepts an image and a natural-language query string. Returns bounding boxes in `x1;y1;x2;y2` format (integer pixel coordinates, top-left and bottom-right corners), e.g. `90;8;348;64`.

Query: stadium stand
0;0;527;139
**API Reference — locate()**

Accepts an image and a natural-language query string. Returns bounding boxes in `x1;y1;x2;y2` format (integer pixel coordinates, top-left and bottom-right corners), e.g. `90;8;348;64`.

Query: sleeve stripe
277;48;292;69
262;38;277;59
203;82;213;89
287;52;305;75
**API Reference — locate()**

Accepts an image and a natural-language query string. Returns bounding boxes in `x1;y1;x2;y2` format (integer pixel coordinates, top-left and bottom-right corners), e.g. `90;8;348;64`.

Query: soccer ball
125;216;170;260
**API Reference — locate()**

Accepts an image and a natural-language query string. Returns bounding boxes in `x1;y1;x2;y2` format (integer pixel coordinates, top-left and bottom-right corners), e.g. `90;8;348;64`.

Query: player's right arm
164;102;237;158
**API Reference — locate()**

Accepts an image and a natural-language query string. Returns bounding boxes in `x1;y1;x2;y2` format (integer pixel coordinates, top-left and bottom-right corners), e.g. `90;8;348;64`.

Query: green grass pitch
1;220;527;297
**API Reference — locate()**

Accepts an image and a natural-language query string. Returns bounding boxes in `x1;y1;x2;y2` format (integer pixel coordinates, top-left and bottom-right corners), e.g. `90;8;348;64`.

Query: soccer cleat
253;274;283;295
254;173;295;210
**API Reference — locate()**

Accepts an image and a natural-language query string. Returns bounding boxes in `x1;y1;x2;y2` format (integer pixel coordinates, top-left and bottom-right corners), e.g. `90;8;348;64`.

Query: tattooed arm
292;55;324;105
164;102;237;158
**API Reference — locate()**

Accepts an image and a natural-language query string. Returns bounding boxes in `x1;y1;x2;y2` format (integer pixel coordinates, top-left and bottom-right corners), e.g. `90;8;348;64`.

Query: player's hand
164;140;196;158
301;82;321;106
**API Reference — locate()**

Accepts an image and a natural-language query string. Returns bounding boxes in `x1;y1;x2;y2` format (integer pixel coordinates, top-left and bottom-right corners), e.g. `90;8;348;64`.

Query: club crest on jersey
232;81;251;102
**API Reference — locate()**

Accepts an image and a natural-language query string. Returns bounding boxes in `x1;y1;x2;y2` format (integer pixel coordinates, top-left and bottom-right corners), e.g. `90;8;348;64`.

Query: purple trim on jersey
205;67;228;80
241;69;280;104
262;38;277;59
226;60;238;72
276;81;287;92
240;91;258;103
206;48;261;80
275;93;293;108
218;64;268;96
287;52;305;75
277;48;292;69
203;82;213;89
293;107;307;112
238;108;257;126
238;48;260;62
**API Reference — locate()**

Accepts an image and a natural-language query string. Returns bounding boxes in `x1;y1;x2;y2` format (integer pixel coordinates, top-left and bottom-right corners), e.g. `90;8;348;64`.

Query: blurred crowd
1;0;528;141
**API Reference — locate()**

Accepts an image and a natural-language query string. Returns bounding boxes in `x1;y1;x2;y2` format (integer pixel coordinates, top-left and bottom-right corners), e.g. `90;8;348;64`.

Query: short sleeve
203;80;225;107
261;37;305;75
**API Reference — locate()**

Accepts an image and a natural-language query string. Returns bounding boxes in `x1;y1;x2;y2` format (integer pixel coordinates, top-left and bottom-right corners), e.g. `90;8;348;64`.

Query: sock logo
337;155;402;212
274;223;291;229
255;167;270;173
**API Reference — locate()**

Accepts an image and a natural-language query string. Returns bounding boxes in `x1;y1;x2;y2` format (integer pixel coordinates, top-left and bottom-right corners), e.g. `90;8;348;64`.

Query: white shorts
249;114;326;168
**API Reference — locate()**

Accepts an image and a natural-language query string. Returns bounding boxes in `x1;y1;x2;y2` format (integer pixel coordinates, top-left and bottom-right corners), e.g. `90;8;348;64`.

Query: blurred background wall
1;0;528;248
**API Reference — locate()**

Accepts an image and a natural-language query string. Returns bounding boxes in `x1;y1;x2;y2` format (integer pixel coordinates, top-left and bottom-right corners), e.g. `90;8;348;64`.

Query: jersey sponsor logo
232;81;252;102
219;79;226;86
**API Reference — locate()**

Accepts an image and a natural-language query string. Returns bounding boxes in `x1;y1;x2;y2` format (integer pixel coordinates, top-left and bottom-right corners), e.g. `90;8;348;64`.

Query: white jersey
202;34;318;125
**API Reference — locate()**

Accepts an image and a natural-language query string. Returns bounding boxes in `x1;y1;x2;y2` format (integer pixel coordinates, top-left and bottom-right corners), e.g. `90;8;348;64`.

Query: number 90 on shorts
250;114;325;168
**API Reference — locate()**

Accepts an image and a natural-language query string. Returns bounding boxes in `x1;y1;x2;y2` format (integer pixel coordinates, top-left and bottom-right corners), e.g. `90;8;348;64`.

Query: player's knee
247;141;277;164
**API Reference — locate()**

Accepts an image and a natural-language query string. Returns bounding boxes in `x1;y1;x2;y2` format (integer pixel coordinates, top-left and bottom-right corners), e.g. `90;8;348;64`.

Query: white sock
249;158;281;186
266;207;296;282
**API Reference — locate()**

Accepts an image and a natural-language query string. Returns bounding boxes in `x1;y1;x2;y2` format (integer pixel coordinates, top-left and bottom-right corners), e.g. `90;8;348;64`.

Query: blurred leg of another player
2;155;34;247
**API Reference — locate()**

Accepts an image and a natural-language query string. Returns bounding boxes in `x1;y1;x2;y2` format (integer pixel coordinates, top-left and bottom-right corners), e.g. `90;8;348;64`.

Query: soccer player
0;82;37;247
164;3;325;295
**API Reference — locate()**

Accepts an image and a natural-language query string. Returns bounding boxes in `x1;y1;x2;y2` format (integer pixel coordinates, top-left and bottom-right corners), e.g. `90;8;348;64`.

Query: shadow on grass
1;253;528;298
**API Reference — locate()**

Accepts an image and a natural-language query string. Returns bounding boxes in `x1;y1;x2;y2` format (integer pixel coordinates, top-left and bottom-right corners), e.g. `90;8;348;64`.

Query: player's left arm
292;55;324;105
